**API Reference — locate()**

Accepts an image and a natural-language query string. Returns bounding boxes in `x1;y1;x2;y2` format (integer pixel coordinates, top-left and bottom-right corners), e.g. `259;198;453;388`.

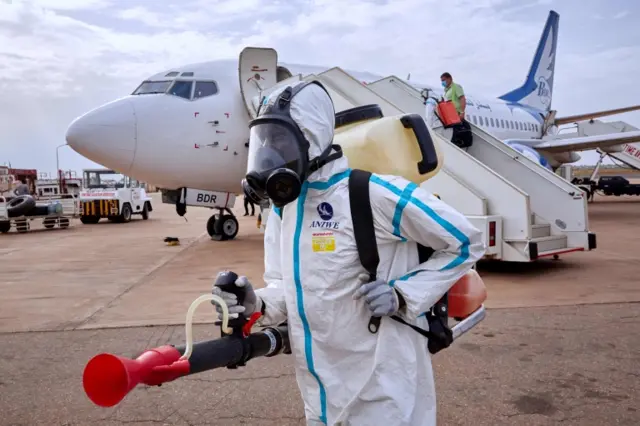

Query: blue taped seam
408;195;470;270
306;168;351;190
270;169;350;222
392;182;418;241
292;182;328;424
388;270;422;288
370;176;470;270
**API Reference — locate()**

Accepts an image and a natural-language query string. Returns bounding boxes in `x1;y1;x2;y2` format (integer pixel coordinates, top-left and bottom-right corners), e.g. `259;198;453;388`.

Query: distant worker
424;97;438;129
243;196;255;216
13;179;30;196
440;72;473;149
441;72;466;120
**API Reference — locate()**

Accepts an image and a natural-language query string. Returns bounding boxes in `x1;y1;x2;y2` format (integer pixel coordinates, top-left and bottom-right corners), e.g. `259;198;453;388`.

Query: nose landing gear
168;188;240;241
206;208;239;241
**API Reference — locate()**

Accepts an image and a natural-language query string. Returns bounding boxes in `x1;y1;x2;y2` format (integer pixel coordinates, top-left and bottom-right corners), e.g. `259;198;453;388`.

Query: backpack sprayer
82;269;487;408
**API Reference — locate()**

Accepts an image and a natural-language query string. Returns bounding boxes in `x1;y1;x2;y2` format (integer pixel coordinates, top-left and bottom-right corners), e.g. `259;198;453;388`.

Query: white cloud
613;10;629;20
18;0;112;10
1;0;639;171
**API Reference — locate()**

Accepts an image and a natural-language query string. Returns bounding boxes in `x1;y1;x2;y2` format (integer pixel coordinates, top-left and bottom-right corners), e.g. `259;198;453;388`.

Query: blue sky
1;0;639;172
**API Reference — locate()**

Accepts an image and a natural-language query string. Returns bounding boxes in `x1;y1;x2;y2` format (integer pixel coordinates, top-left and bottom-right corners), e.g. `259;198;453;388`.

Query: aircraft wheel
211;214;238;241
206;214;220;238
218;214;239;241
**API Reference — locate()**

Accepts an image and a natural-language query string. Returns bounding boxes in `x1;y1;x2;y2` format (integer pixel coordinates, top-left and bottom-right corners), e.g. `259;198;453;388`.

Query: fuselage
65;59;565;194
428;89;571;169
66;59;251;193
452;95;544;140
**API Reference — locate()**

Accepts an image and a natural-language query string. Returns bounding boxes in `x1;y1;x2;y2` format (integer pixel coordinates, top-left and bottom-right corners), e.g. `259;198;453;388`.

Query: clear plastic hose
181;294;232;360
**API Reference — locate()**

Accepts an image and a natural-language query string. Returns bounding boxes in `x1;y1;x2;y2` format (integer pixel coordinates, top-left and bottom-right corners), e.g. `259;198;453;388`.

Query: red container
437;101;461;127
448;269;487;319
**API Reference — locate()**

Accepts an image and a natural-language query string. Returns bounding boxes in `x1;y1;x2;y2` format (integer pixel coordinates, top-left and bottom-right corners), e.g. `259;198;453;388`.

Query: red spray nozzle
82;345;189;407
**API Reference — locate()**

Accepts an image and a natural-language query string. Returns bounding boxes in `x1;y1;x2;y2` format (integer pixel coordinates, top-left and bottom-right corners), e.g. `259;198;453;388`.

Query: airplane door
239;47;279;119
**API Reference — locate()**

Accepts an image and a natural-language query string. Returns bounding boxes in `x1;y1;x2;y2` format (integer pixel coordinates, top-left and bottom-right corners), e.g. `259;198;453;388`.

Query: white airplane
408;10;640;171
65;9;640;241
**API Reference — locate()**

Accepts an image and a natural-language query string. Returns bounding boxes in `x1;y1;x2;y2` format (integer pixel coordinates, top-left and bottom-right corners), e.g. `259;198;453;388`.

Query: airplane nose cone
66;99;136;173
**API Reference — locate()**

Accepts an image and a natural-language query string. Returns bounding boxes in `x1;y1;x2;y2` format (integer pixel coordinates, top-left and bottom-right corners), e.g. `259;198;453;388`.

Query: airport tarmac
1;193;639;425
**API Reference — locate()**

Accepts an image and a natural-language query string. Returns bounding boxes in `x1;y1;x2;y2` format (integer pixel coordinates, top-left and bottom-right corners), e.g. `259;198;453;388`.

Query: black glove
211;275;260;318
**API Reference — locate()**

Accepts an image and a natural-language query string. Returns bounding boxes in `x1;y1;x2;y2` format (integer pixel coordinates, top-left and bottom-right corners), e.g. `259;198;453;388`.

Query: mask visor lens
247;122;305;177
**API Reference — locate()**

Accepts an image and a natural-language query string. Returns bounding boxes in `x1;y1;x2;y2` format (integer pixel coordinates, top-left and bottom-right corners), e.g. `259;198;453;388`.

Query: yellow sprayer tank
333;105;443;185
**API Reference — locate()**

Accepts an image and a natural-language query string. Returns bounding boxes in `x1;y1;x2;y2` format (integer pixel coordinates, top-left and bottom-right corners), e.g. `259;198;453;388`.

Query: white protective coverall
254;82;486;426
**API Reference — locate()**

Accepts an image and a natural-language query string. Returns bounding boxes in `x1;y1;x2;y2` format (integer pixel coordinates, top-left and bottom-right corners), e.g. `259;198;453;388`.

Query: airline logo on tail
498;10;559;113
537;76;552;107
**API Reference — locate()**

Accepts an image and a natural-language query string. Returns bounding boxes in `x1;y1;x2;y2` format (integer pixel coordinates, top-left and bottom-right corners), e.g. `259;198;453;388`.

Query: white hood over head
260;81;336;159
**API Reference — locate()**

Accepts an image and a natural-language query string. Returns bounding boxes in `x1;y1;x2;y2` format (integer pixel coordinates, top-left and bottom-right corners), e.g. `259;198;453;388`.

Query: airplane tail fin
498;10;559;112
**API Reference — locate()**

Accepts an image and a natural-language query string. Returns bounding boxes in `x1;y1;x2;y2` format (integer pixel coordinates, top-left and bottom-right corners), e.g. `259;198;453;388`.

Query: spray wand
82;269;488;408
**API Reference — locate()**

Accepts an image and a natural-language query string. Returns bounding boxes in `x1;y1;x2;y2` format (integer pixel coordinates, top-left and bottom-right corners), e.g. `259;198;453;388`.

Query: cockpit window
168;80;193;100
132;80;172;95
193;81;219;99
181;72;194;77
165;72;179;77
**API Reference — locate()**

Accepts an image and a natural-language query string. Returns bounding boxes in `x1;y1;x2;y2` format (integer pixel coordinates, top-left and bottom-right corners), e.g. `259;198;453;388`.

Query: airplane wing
554;105;640;126
531;130;640;153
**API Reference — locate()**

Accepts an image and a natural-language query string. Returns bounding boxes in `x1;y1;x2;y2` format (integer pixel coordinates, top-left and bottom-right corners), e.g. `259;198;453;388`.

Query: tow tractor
563;152;640;201
79;168;152;224
572;175;640;201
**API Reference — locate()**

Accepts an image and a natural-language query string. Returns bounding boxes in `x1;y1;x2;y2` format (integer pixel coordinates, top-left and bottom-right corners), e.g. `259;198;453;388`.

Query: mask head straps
309;144;343;175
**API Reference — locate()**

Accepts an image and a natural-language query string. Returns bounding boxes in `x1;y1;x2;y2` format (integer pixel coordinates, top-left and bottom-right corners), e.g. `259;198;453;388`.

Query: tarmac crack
502;412;531;419
174;411;196;426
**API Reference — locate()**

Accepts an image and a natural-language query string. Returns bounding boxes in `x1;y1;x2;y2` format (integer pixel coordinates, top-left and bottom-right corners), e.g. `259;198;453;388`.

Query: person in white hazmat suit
214;80;486;425
424;97;439;129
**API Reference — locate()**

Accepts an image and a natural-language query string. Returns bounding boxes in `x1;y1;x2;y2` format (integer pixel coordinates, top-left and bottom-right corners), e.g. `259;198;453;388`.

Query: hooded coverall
254;82;486;425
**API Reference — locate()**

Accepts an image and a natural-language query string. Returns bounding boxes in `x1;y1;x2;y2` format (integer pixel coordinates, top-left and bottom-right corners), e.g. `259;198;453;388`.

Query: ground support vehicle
0;194;77;233
79;169;153;224
572;175;640;201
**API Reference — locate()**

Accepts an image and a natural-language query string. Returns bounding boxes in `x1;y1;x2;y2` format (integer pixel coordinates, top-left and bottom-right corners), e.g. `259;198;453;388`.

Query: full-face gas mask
242;81;342;208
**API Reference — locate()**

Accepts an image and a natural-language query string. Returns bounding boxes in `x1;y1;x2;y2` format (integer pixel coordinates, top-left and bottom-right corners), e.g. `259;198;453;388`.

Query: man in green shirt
441;72;466;120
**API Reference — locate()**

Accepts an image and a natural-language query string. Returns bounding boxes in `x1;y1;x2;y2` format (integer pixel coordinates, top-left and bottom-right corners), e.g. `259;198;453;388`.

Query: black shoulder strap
348;169;450;346
349;169;384;333
348;169;379;281
349;168;434;282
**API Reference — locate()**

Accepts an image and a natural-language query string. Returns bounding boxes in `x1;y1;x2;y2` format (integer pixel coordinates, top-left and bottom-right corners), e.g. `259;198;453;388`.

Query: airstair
367;76;595;261
238;47;596;262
